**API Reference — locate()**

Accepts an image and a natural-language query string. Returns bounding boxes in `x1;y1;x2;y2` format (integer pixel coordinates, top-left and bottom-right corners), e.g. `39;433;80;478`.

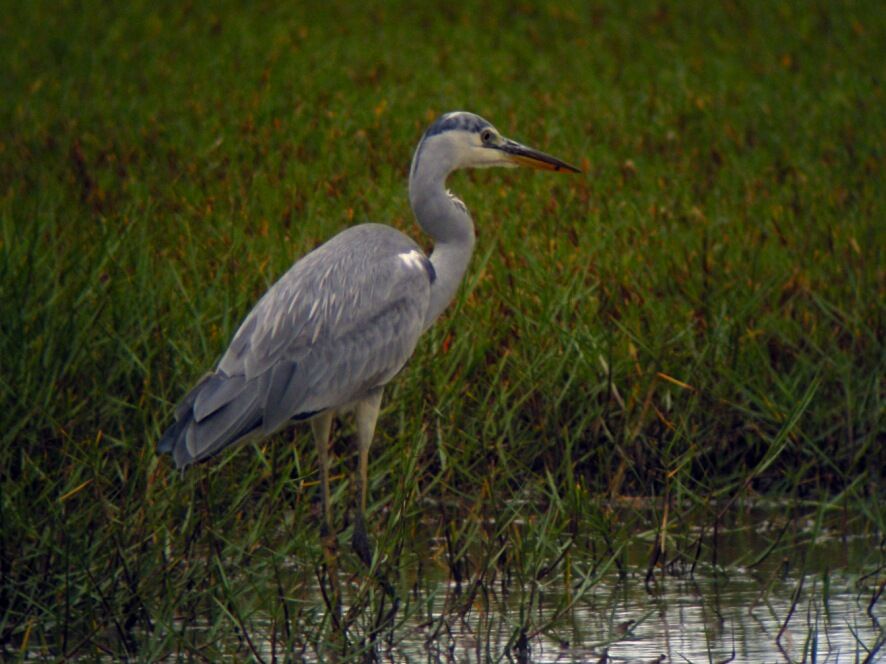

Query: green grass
1;0;884;659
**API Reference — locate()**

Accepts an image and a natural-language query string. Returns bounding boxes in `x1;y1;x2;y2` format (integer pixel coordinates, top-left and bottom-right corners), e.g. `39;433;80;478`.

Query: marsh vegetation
1;0;883;660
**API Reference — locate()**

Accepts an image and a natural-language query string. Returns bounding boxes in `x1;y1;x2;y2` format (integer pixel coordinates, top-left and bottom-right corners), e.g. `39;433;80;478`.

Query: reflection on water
400;569;882;662
148;507;883;663
300;517;884;663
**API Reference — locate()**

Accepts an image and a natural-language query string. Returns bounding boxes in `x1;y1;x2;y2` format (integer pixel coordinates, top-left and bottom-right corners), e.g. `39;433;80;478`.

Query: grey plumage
158;224;432;467
158;111;578;562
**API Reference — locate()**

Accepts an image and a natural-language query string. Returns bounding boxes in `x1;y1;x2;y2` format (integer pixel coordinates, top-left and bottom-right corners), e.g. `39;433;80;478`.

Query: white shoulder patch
398;249;425;270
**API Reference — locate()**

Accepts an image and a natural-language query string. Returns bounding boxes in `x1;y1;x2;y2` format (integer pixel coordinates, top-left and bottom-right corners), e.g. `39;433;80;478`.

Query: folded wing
158;224;434;468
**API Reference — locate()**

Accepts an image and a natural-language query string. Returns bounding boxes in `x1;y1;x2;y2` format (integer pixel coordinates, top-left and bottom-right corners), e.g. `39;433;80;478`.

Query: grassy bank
1;0;883;659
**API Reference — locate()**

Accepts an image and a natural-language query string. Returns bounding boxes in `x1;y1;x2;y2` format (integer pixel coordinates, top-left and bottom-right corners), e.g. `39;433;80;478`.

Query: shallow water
396;567;883;662
298;512;885;663
112;507;885;662
169;558;883;663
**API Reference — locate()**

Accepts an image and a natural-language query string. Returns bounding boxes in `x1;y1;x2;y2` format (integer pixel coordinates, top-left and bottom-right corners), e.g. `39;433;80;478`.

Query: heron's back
158;223;435;468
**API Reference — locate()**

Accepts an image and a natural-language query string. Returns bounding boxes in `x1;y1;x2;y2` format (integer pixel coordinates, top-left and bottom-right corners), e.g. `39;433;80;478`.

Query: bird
158;111;579;563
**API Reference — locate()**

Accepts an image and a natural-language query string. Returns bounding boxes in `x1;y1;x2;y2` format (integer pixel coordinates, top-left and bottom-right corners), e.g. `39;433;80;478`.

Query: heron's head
411;111;580;178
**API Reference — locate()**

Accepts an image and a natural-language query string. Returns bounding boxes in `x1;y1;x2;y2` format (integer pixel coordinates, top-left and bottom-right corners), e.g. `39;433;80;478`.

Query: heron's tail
157;371;263;469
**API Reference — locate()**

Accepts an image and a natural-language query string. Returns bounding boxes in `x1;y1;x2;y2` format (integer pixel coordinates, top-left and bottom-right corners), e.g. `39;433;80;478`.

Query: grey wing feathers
158;224;433;468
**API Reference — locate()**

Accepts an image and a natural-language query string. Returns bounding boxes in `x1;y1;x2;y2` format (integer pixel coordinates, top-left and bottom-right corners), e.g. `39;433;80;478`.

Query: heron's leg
353;388;383;565
310;411;344;624
310;411;335;537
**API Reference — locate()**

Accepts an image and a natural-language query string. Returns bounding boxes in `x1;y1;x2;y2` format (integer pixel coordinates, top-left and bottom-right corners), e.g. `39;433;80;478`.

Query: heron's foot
352;513;372;566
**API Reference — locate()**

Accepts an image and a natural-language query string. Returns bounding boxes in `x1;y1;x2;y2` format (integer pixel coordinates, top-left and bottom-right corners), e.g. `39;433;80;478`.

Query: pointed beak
498;138;581;173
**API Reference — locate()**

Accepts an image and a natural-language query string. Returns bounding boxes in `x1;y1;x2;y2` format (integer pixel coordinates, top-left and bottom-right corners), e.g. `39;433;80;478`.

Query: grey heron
158;111;579;563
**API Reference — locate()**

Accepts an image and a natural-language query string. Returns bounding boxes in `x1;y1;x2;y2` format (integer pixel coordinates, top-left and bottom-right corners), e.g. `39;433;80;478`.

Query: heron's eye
481;129;495;144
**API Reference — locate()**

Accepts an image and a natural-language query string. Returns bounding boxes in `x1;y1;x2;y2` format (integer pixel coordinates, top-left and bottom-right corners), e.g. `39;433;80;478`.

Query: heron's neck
409;163;476;331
